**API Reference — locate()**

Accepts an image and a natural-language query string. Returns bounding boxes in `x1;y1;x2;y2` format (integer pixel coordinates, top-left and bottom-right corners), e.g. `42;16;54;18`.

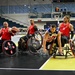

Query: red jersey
28;25;35;35
59;23;70;37
0;27;12;40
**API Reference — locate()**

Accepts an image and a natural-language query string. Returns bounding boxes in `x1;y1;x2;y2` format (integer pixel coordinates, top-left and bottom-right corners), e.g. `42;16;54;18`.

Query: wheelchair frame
47;40;75;59
18;31;43;55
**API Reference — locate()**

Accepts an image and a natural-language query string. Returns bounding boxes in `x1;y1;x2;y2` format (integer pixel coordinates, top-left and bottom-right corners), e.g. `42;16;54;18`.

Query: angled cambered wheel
2;40;16;56
70;41;75;57
47;43;57;56
27;31;43;54
34;31;43;50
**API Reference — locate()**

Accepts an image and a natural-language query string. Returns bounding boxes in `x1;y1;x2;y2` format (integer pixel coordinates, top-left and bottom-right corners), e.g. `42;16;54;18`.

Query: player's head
50;24;56;33
30;19;34;25
63;15;70;23
3;21;9;28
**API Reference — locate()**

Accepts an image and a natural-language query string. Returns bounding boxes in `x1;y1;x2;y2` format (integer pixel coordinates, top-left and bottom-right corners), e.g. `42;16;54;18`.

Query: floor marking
39;54;53;70
0;68;39;70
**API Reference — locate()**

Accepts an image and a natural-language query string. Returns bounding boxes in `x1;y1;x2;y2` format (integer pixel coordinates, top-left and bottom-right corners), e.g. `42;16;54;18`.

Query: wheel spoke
12;46;15;49
10;50;13;54
4;47;9;50
7;42;11;46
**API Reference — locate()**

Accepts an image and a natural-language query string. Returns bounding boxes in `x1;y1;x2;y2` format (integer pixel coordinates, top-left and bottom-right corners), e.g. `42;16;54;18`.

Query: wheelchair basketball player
58;15;74;55
0;21;19;54
43;24;62;55
18;19;38;51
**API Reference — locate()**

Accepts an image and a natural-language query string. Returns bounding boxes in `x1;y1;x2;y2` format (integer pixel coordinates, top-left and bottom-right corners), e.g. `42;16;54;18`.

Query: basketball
11;26;19;33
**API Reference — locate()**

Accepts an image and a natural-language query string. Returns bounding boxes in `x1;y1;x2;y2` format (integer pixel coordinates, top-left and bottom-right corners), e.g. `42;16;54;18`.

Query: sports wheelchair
18;31;43;54
46;36;75;59
0;40;17;57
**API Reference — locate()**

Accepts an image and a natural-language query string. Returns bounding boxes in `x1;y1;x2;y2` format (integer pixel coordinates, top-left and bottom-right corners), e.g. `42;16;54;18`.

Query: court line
39;54;53;70
0;68;75;71
0;68;39;70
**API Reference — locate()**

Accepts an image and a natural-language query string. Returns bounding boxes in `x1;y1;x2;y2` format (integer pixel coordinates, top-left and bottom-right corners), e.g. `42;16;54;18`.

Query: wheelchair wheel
70;41;75;57
27;31;43;54
47;42;57;56
2;40;16;56
27;36;41;54
34;31;43;50
47;44;53;55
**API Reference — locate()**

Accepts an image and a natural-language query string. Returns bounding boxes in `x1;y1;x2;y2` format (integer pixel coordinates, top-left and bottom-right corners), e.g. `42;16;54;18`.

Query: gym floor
0;35;75;75
0;35;50;75
0;50;49;69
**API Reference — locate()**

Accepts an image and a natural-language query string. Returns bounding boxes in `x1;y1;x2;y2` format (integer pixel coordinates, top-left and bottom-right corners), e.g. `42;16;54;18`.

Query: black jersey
47;28;58;38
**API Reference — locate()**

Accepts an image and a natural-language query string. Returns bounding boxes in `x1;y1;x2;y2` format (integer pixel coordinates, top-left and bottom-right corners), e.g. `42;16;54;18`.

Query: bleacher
0;3;75;14
0;17;27;28
0;2;75;30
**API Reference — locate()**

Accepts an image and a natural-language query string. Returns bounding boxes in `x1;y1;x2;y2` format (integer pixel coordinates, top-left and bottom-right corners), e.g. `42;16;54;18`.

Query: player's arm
58;23;63;34
26;26;30;35
43;30;49;52
44;30;54;42
34;25;38;31
70;24;74;39
0;29;2;36
43;30;49;40
58;23;61;29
